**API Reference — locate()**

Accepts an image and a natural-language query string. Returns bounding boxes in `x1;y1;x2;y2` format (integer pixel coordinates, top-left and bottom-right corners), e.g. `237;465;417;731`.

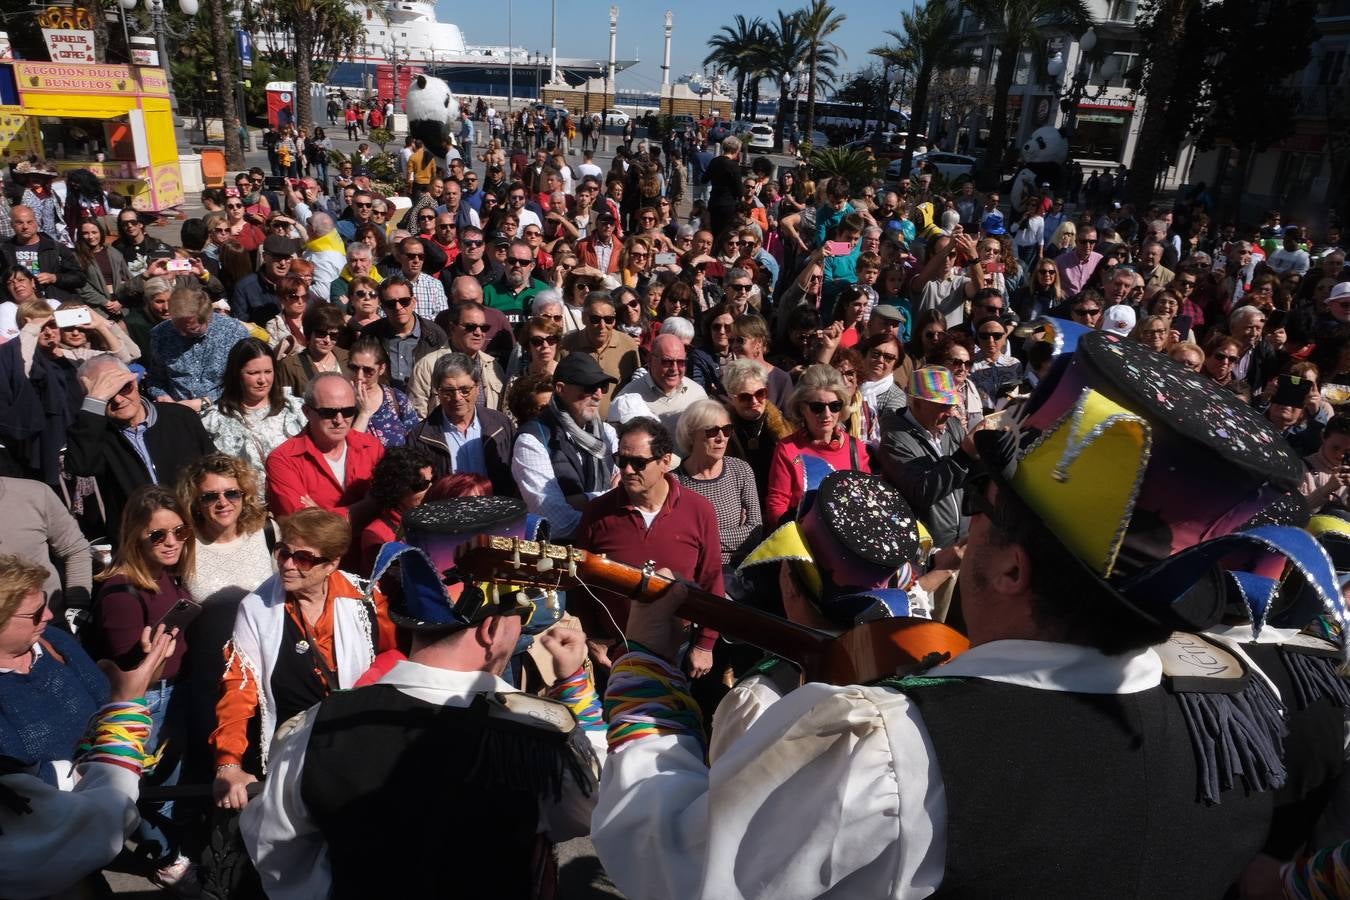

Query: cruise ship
256;0;636;99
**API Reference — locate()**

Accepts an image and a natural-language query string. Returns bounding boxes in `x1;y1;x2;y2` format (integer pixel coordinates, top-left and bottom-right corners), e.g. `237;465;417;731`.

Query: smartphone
263;175;287;191
984;261;1005;274
154;597;203;634
1172;314;1192;337
53;307;92;329
825;240;853;256
165;258;193;274
654;252;677;266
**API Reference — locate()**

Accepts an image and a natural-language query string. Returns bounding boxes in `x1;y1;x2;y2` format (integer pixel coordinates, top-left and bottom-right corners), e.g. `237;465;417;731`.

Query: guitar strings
569;573;630;649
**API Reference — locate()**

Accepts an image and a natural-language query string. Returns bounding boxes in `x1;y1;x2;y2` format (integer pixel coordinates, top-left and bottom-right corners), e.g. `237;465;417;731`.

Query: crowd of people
0;101;1348;900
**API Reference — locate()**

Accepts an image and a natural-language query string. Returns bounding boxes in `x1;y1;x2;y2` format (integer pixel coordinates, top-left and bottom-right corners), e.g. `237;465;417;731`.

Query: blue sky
435;1;907;93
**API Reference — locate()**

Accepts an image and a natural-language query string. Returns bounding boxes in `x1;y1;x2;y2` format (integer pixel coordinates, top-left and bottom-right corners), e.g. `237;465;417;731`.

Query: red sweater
764;428;873;526
265;429;385;518
575;476;723;651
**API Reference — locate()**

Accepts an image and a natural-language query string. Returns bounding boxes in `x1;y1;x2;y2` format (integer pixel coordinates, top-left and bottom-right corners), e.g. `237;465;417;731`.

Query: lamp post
119;0;198;116
1046;27;1120;151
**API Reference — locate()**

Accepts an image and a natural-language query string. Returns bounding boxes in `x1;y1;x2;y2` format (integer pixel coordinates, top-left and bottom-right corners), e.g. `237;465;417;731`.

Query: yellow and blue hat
739;467;928;627
973;331;1340;632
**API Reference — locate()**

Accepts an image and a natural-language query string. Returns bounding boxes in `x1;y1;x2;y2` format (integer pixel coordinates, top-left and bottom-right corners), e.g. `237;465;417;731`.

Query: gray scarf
550;396;612;491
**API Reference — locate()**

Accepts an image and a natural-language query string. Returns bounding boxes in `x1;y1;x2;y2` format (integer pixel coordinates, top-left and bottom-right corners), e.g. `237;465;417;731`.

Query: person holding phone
90;485;200;890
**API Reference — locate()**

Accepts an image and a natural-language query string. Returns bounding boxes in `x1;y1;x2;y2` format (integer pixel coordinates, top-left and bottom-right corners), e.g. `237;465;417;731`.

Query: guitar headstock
455;534;589;590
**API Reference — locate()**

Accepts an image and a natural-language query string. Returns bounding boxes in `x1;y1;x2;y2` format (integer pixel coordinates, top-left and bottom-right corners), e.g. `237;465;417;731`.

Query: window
1108;0;1138;22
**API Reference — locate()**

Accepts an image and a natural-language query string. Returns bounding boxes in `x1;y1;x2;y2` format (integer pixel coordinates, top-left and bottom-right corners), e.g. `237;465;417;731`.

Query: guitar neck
594;565;834;665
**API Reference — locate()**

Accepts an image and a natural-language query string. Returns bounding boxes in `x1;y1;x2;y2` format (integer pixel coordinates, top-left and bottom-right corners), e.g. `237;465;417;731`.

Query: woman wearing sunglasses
358;445;436;573
211;508;394;813
503;316;563;416
1014;258;1064;321
764;365;872;526
675;398;763;601
721;359;793;504
346;336;422;447
91;485;199;887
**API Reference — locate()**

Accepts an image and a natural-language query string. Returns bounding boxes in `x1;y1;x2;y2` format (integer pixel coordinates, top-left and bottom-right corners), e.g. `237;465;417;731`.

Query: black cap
595;210;617;225
262;234;297;257
554;353;617;388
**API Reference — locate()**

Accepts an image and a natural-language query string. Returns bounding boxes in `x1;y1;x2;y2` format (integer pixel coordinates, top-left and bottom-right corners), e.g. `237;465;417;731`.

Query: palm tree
256;0;370;129
797;0;848;149
207;0;245;168
875;1;975;174
759;11;811;150
962;0;1092;180
1127;0;1199;209
704;16;764;122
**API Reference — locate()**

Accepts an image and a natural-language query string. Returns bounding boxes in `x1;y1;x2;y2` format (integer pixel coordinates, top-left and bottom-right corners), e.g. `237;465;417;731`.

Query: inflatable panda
1009;125;1069;212
405;74;462;161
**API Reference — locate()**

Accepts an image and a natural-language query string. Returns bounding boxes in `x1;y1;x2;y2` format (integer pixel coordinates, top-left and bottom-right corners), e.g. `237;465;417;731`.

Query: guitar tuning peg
567;557;577;578
535;557;555;573
511;538;521;569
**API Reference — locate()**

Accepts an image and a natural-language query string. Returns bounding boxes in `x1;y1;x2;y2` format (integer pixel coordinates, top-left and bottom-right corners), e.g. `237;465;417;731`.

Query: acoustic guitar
455;535;970;685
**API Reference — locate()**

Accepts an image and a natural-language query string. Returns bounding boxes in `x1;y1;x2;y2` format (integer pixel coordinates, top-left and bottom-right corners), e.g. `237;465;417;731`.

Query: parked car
846;132;928;161
746;123;776;152
905;151;978;182
671;114;697;132
603;108;630;127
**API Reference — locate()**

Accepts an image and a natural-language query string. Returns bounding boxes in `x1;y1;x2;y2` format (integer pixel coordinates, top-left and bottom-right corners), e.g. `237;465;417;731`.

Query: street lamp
119;0;198;116
1046;27;1120;147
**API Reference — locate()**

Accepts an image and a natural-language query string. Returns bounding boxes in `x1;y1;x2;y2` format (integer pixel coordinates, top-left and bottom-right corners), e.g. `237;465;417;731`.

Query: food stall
0;60;184;212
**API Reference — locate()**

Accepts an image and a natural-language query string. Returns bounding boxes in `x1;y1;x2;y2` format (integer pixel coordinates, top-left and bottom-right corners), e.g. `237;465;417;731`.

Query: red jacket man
577;212;623;274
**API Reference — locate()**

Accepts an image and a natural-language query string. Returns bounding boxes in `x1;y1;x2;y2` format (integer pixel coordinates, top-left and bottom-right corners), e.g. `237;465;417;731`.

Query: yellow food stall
0;60;184;212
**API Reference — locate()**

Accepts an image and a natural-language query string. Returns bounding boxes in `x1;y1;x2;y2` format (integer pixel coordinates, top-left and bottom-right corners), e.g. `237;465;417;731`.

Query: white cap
607;392;658;425
1102;304;1137;336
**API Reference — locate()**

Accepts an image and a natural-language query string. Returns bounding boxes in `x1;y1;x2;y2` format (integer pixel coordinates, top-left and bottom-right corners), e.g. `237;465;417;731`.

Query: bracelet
216;763;242;771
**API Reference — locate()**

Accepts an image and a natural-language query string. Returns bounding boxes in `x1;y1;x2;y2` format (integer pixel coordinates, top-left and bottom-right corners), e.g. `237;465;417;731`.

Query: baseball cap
554;353;618;388
1102;304;1137;336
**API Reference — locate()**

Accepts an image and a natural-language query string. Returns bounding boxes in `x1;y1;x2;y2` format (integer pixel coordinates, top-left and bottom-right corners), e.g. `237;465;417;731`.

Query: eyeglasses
348;363;380;376
507;257;533;267
529;334;560;348
15;592;47;625
588;314;617;326
146;524;192;546
736;388;768;403
199;489;244;505
437;384;478;398
805;400;844;415
615;453;662;471
1071;307;1102;317
380;296;414;309
309;404;359;420
1140;329;1166;338
703;424;734;439
458;321;490;333
944;357;971;369
658;357;687;368
276;544;331;572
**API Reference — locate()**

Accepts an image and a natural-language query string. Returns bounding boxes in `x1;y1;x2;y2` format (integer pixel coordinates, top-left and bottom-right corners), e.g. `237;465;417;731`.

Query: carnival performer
590;331;1343;899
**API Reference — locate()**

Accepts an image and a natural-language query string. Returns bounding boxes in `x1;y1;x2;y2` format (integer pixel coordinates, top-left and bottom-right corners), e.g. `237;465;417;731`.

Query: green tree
205;0;245;167
961;0;1092;181
249;0;369;129
797;0;848;150
1127;0;1317;213
875;1;974;175
759;11;812;150
703;15;765;122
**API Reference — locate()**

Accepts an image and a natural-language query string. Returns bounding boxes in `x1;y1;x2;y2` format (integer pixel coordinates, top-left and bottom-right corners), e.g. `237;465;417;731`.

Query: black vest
901;678;1273;899
300;685;574;899
529;406;598;502
1243;639;1348;857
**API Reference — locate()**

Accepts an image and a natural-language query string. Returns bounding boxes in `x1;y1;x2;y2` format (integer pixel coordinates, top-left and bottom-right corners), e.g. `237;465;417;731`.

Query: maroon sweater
93;571;193;679
575;475;724;651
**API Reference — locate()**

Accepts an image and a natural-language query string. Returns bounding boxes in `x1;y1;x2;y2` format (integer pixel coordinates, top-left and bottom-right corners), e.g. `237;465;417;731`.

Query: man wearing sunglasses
409;293;506;415
357;277;449;391
1056;226;1103;296
483;238;547;327
877;366;980;547
561;293;640;419
396;237;449;320
334;190;377;241
230;234;296;325
266;372;385;519
574;416;723;678
440;224;502;288
69;355;216;547
610;334;706;435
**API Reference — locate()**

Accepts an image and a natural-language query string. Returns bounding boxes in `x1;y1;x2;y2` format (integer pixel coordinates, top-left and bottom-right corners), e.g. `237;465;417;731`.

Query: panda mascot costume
1008;125;1068;212
405;74;462;164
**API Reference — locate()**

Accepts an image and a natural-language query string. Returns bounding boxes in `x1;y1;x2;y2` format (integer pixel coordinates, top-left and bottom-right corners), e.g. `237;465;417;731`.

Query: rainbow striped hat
908;366;962;406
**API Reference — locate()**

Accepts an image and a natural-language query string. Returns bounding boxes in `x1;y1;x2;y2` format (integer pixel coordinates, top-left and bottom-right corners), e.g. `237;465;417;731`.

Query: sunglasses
437;384;478;398
659;358;687;368
353;201;373;208
310;405;359;420
588;314;617;326
381;296;414;309
311;329;343;341
418;213;437;220
458;322;490;333
507;257;533;267
529;334;560;348
146;524;192;546
352;289;377;299
805;400;844;415
276;544;331;572
615;453;662;471
703;424;734;439
462;239;484;248
1072;307;1102;317
726;283;752;293
868;349;899;363
1210;352;1239;364
977;331;1006;340
349;363;380;376
199;489;244;505
225;203;244;209
736;388;768;403
944;357;972;369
